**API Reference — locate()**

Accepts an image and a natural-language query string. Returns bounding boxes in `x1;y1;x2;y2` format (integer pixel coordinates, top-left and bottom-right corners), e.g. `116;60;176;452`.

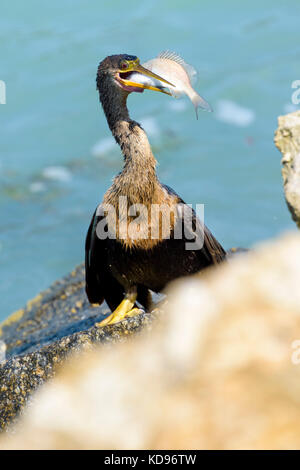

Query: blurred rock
1;232;300;450
275;110;300;228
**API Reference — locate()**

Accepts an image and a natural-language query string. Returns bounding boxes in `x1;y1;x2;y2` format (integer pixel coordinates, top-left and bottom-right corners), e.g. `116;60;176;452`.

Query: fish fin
184;63;198;85
158;50;185;65
190;91;213;118
157;51;198;85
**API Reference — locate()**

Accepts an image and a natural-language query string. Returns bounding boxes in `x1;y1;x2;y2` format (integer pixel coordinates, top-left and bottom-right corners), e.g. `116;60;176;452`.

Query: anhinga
85;54;226;326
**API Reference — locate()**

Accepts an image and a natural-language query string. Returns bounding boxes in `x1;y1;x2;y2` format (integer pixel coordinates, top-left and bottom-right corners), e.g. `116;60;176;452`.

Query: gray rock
0;264;153;431
275;110;300;228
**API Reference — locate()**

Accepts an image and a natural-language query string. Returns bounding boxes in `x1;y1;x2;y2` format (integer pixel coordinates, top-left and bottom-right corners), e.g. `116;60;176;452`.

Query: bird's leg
96;287;142;327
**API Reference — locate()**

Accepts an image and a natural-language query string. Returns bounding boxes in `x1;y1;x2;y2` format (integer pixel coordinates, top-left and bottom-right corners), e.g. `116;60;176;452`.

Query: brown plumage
85;54;226;318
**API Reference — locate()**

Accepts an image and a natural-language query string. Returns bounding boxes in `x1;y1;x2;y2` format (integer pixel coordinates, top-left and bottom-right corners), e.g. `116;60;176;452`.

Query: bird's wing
85;207;105;305
202;224;226;264
162;184;226;265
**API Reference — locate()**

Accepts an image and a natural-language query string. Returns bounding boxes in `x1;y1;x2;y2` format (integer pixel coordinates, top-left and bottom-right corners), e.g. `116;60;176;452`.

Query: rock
0;264;153;431
1;232;300;450
275;110;300;228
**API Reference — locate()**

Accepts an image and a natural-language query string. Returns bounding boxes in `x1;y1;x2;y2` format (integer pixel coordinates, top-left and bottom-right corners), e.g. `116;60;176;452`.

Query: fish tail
189;90;213;119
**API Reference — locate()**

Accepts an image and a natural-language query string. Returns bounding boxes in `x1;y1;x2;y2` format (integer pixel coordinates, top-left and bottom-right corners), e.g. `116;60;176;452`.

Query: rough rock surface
275;110;300;227
0;264;153;431
1;232;300;450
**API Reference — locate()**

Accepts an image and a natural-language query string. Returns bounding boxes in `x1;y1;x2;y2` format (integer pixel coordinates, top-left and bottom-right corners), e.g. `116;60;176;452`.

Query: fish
129;51;213;119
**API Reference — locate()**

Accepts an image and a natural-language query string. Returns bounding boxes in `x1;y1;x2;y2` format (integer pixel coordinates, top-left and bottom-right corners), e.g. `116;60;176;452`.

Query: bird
85;54;226;326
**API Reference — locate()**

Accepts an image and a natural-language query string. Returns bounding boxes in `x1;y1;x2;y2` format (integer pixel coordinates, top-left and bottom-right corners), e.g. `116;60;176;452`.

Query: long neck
100;90;158;203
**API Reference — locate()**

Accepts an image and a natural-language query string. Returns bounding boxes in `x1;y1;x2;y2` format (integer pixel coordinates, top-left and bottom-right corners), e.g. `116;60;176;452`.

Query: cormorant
85;54;226;326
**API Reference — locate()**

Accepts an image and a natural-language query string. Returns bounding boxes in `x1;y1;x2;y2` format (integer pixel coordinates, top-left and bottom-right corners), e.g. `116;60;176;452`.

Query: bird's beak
118;64;174;95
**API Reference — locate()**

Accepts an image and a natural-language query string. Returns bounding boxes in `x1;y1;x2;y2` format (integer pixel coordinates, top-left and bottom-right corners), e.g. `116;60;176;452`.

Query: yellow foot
97;307;142;327
96;294;143;327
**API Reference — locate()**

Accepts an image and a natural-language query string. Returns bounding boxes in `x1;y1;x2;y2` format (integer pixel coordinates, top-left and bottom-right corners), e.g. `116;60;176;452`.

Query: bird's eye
120;61;128;70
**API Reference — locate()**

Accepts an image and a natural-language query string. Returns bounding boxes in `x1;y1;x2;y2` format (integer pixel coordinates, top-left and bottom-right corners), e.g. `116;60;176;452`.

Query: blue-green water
0;0;299;322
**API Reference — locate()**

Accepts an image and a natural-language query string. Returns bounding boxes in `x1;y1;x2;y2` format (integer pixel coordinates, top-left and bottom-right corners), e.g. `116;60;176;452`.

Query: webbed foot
96;288;143;327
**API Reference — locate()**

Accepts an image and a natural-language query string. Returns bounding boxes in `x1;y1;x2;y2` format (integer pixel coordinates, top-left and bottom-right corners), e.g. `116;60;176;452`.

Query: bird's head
97;54;172;96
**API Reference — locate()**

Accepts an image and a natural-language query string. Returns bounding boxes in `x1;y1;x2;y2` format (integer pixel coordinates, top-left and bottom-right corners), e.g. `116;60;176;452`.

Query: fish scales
129;51;212;118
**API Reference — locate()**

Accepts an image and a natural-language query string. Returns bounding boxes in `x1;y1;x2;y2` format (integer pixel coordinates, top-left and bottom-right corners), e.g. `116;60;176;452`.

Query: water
0;0;299;322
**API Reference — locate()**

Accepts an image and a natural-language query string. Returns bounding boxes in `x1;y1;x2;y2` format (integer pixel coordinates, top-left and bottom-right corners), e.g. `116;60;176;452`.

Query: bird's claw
96;304;144;327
